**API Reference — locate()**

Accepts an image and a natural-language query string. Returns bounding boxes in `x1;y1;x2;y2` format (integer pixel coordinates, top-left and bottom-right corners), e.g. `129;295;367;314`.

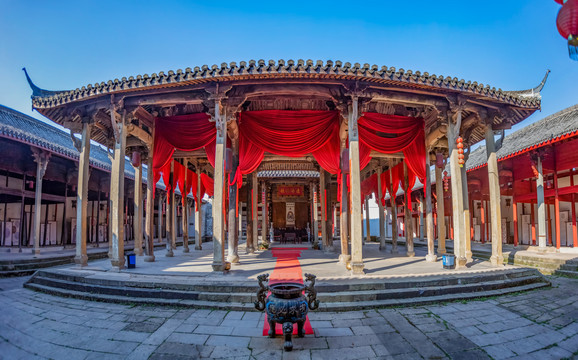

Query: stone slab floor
1;276;577;360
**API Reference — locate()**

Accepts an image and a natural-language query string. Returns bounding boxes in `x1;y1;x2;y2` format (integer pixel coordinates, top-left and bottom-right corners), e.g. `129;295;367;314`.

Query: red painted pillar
480;200;486;244
571;174;578;248
573;194;578;248
554;172;561;250
547;202;552;246
450;215;454;240
531;202;536;246
513;201;518;247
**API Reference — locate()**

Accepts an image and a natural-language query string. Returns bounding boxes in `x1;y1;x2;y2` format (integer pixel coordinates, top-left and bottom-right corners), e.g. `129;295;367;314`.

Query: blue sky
0;0;576;135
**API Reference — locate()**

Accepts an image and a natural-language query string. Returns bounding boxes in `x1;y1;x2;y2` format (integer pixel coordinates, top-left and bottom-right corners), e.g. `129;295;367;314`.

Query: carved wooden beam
133;106;155;127
126;123;152;148
370;151;404;159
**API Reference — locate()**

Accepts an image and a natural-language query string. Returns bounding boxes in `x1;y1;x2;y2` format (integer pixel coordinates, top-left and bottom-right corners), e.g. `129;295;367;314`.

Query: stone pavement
1;276;577;360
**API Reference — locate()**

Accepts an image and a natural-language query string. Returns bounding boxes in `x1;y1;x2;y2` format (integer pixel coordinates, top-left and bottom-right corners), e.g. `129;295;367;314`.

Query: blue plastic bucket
442;254;455;269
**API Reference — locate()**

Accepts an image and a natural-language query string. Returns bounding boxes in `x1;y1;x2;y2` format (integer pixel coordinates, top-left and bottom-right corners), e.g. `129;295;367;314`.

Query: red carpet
262;248;314;336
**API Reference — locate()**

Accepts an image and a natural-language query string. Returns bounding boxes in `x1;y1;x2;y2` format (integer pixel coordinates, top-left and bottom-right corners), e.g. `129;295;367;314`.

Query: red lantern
557;0;578;60
443;171;449;192
131;151;141;167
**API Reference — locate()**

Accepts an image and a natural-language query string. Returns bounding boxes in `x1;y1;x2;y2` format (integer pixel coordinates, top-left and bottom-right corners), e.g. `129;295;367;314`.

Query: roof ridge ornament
504;69;550;99
22;67;61;98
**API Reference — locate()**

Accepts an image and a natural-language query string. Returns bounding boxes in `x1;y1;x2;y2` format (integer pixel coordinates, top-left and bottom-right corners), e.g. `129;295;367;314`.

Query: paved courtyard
1;275;577;360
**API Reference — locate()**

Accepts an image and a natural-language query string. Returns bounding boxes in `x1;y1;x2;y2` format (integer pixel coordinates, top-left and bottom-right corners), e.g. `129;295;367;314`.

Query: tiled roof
0;104;141;181
466;104;578;171
27;60;542;109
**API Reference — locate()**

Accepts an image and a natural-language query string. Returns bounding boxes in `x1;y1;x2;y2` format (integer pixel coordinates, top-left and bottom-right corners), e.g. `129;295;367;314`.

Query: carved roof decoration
27;59;545;110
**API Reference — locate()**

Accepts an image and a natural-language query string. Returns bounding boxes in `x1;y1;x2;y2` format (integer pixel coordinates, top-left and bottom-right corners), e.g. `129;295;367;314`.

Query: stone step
554;269;578;278
317;275;546;303
30;267;539;294
24;268;550;311
23;282;255;311
24;278;550;312
318;282;551;312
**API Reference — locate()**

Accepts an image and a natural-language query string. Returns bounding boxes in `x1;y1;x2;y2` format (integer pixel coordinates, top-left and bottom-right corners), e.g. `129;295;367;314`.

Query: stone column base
338;254;351;265
490;254;504;266
165;248;174;257
406;251;415;257
379;244;387;251
212;261;231;272
74;255;88;267
437;248;447;256
195;245;202;251
227;254;240;264
456;256;468;268
350;262;365;275
425;254;437;262
144;255;155;262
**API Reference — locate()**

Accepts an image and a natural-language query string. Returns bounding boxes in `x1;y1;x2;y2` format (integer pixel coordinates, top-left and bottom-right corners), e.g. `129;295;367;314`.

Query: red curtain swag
358;113;426;182
228;110;342;187
153;113;214;188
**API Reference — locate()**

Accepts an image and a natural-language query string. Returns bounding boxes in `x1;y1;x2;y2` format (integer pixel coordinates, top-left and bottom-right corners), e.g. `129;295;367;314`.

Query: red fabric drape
153;113;214;191
201;173;214;197
231;110;341;186
358;113;426;182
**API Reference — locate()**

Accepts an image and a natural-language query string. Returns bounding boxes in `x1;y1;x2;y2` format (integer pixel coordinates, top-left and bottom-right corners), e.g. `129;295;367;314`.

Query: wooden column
554;172;561;250
182;159;190;253
157;193;163;244
448;109;466;267
425;150;436;262
144;151;155;262
195;168;203;250
536;156;547;250
227;141;240;264
377;167;386;251
513;201;519;247
364;195;371;245
418;194;424;241
31;148;50;256
61;180;68;246
133;161;143;256
251;172;258;251
72;123;90;262
110;109;127;270
312;182;319;247
461;165;472;261
339;167;350;263
390;162;399;254
165;162;174;257
96;186;101;247
320;171;327;248
212;100;227;271
246;180;253;253
170;181;177;251
19;173;26;252
261;181;269;245
403;162;415;257
485;125;503;266
348;97;364;274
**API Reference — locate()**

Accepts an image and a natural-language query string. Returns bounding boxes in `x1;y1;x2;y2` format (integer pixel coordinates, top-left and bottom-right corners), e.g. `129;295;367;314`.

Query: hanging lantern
443;171;449;192
435;153;444;169
131;151;141;167
557;0;578;60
